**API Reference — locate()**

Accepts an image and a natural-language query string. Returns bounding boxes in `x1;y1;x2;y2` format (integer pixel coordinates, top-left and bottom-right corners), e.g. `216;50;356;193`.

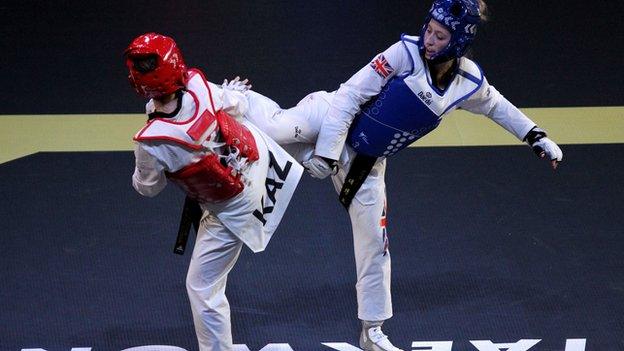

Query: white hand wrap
533;137;563;162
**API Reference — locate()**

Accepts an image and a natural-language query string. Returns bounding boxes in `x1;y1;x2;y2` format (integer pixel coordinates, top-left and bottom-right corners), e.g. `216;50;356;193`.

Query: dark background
2;1;624;350
1;0;623;115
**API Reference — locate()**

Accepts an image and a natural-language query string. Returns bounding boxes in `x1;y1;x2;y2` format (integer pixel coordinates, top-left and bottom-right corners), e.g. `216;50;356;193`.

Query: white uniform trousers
245;90;393;321
331;152;392;322
186;212;244;351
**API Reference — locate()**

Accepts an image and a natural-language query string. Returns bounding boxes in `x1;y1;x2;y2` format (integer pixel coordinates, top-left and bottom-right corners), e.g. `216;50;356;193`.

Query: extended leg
244;90;330;145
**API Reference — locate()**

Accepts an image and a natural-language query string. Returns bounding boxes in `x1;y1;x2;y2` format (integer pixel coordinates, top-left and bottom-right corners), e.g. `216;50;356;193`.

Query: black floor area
1;145;623;351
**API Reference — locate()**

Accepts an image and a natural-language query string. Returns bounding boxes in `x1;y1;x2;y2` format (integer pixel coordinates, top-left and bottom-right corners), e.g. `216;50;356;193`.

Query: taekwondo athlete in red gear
125;33;303;351
243;1;563;349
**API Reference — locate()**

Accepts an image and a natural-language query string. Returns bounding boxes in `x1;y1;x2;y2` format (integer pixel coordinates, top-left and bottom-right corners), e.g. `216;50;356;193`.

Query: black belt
338;154;378;209
173;196;202;255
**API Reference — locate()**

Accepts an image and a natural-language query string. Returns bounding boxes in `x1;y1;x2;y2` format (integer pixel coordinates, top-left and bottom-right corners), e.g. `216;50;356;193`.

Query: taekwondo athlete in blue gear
244;1;562;350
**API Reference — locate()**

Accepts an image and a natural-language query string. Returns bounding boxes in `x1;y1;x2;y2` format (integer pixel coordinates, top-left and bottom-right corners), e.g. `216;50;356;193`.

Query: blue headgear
417;0;481;63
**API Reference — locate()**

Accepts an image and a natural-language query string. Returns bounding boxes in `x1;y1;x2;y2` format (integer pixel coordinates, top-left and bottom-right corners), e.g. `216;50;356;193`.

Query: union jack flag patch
381;201;389;256
370;54;394;79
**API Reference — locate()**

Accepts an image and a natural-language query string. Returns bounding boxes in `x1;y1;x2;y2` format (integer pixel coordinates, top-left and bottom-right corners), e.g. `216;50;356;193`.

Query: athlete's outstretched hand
525;127;563;170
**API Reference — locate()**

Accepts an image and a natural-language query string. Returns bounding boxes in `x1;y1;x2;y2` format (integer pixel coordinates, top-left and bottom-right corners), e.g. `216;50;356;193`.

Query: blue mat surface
1;145;623;351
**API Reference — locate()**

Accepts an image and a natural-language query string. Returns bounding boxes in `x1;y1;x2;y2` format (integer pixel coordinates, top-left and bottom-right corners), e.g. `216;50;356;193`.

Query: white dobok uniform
132;69;303;351
245;34;537;323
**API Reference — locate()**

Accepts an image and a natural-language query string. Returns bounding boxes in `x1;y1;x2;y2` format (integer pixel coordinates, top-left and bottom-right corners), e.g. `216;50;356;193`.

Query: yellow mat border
1;106;623;164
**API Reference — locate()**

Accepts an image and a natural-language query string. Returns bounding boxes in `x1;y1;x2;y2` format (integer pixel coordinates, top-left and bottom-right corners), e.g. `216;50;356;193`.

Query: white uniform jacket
132;69;303;252
315;34;537;160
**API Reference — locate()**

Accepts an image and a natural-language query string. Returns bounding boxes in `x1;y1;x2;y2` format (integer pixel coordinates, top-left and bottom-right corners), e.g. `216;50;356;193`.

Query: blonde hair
478;0;489;22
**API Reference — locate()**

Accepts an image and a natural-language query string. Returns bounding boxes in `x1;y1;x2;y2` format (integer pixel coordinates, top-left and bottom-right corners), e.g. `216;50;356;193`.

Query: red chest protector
166;150;243;203
166;109;260;203
135;69;259;203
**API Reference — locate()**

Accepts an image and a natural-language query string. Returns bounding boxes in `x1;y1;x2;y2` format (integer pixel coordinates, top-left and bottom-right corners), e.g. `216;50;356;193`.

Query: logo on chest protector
418;91;433;105
358;131;370;145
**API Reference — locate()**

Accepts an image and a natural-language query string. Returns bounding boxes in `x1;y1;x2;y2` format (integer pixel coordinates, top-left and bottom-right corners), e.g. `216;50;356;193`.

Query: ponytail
478;0;489;22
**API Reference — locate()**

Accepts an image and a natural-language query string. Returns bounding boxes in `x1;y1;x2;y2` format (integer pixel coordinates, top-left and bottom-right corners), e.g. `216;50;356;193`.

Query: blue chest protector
347;75;441;158
346;35;484;158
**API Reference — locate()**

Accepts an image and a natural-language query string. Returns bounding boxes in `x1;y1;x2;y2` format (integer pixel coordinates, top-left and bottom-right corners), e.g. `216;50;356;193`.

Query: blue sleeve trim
400;33;420;46
400;33;415;75
442;61;484;115
457;68;481;85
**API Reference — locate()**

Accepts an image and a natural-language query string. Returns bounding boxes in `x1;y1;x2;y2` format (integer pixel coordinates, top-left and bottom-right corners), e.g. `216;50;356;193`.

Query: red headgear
124;33;187;99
